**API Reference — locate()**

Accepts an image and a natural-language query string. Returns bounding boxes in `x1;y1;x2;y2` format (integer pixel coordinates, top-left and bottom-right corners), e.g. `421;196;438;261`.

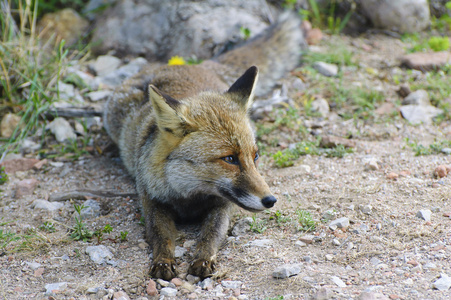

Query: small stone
45;282;68;295
310;98;330;117
15;179;39;198
175;246;187;257
325;254;334;261
332;238;340;246
231;217;253;236
245;239;273;247
180;282;195;292
432;273;451;290
0;158;40;173
416;209;432;222
303;256;312;263
34;267;45;277
370;257;381;266
401;89;430;106
1;113;22;138
299;235;315;244
160;287;178;297
86;90;113;102
311;287;333;300
331;276;346;287
401;51;451;71
313;61;338;77
199;277;214;290
441;148;451;155
272;263;302;279
46;117;76;142
423;262;437;270
171;278;183;287
113;291;130;300
397;84;411;98
306;28;323;45
32;200;64;211
26;262;42;270
400;105;443;125
295;241;307;247
320;135;355;148
85;245;113;264
79;199;101;219
387;172;399;180
146;279;158;296
359;204;372;215
359;292;390;300
91;55;122;77
157;279;170;287
32;159;48;170
434;165;448;178
329;217;350;229
365;159;379;171
221;280;242;289
186;274;200;284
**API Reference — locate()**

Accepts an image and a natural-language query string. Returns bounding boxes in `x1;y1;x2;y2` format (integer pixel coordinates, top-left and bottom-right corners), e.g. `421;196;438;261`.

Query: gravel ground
1;33;451;300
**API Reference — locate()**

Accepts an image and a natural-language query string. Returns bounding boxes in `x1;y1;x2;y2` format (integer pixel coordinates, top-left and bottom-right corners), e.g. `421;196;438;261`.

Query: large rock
91;0;274;60
360;0;430;33
37;8;89;46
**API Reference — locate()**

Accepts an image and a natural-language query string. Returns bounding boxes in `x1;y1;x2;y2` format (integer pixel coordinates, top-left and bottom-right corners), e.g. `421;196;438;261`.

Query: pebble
272;263;302;279
441;148;451;155
45;282;67;295
365;159;379;171
401;51;451;71
160;287;178;297
113;291;130;300
0;113;22;138
432;273;451;290
295;240;307;247
310;98;330;117
401;89;430;106
186;274;200;284
400;104;443;125
416;209;432;222
175;245;187;257
359;292;390;300
423;262;437;270
331;276;347;287
245;239;273;247
146;279;158;296
91;55;122;77
79;199;101;218
329;217;350;229
171;278;183;287
15;179;39;198
434;165;448;178
86;90;113;102
157;279;170;287
221;280;242;289
311;287;333;300
299;234;315;244
0;158;40;173
26;262;42;270
57;81;76;100
32;199;64;211
313;61;338;77
359;204;372;214
231;217;253;236
386;172;398;180
332;238;341;246
46;117;77;142
85;245;113;264
199;277;214;290
180;282;195;292
34;267;45;277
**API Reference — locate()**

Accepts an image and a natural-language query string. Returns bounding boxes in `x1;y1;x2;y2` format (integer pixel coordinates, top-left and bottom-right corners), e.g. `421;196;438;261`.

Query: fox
103;12;305;280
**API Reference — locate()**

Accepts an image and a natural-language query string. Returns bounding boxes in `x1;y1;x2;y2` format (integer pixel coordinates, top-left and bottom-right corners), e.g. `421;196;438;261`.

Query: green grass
303;46;355;67
0;1;89;155
249;215;267;234
405;138;451;156
0;220;48;253
269;210;291;226
70;204;93;241
296;209;316;232
0;167;7;185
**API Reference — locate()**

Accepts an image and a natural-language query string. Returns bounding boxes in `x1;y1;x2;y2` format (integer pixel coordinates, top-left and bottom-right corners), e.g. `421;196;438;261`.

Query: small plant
93;224;113;243
405;138;451;156
39;222;56;233
240;26;251;40
269;210;291;225
70;204;93;241
119;231;129;242
0;167;7;185
324;144;354;158
428;36;450;52
296;209;316;231
272;150;296;168
249;215;267;234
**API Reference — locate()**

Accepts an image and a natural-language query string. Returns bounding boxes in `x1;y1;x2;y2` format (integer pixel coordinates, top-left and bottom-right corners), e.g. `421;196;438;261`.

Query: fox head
148;66;277;211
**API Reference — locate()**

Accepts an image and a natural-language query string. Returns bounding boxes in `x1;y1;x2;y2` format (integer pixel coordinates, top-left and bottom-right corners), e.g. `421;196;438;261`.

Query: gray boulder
91;0;274;60
360;0;430;33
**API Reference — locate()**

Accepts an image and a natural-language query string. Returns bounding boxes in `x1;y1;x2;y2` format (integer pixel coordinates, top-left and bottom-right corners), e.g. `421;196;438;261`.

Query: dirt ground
1;33;451;300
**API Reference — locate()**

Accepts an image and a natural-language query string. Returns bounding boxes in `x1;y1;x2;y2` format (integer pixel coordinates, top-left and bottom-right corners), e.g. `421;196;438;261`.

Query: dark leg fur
188;204;231;278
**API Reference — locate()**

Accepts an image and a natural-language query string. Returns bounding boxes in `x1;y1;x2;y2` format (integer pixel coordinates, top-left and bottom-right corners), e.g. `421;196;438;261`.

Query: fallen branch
49;189;137;202
45;106;103;118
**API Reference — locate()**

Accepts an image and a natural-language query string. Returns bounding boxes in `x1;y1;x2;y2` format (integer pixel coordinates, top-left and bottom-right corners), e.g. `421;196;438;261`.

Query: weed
0;221;48;253
273;150;296;168
39;222;56;233
0;167;7;185
119;231;128;242
70;204;92;241
93;224;113;243
139;216;145;226
266;296;284;300
296;209;316;231
428;36;450;52
249;215;267;234
269;210;291;225
240;26;251;40
323;144;354;158
405;138;451;156
303;47;355;66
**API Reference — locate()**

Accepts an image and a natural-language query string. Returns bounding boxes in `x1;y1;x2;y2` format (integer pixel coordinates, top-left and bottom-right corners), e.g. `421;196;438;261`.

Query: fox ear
226;66;259;110
149;84;192;137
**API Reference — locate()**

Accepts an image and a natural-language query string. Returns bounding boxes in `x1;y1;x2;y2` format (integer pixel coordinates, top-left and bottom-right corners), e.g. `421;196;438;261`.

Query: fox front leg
188;204;231;278
142;197;178;280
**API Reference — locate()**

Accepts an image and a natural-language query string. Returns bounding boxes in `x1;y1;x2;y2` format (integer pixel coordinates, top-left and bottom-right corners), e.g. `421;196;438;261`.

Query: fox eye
222;155;239;165
254;152;259;162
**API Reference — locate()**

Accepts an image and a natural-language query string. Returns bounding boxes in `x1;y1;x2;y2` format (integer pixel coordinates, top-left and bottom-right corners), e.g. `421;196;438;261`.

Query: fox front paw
188;259;216;279
150;259;177;280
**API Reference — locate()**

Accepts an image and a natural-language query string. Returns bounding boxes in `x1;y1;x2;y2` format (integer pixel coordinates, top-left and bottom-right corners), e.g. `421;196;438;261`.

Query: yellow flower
168;56;186;66
305;147;309;151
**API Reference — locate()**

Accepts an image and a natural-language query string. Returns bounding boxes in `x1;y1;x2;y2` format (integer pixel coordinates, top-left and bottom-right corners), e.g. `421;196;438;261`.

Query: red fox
104;12;304;280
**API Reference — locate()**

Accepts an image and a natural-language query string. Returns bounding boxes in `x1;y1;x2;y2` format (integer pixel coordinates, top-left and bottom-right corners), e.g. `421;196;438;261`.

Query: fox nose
261;196;277;208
